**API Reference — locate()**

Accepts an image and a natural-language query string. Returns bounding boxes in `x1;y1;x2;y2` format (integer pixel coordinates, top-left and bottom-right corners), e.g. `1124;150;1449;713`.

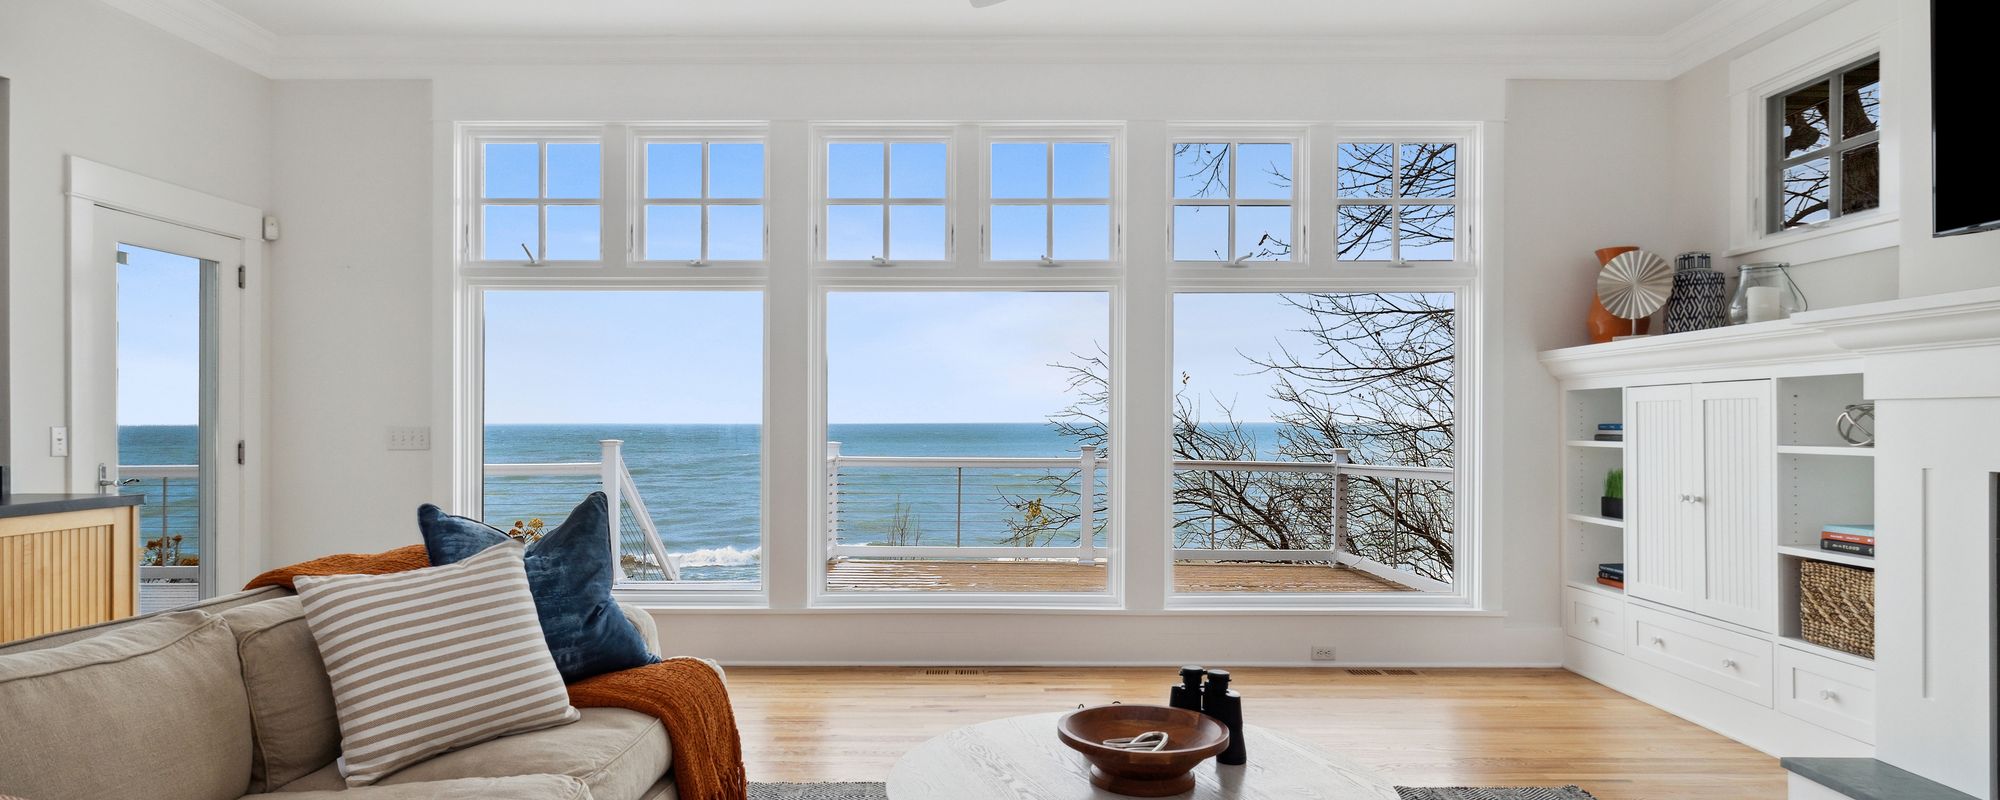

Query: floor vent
921;668;987;676
1346;668;1384;676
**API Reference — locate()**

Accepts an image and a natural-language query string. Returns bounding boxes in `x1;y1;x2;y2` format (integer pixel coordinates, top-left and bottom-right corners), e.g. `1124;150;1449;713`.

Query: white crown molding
102;0;1852;82
99;0;278;76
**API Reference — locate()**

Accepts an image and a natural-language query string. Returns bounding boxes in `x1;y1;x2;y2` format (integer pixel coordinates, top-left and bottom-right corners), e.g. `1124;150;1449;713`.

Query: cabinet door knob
1679;494;1690;503
1720;658;1737;669
1818;689;1839;702
1588;616;1600;625
1650;637;1665;647
1690;495;1705;504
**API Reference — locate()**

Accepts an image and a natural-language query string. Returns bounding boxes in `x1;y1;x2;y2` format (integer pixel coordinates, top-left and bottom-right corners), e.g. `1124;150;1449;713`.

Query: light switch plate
387;426;431;451
49;426;69;457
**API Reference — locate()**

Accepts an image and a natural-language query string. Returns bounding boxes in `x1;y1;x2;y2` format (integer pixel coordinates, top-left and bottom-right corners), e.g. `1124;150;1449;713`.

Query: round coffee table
886;712;1399;799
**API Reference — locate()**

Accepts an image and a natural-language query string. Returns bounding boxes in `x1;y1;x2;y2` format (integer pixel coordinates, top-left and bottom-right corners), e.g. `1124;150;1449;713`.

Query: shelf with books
1565;512;1625;529
1775;444;1874;458
1777;544;1875;569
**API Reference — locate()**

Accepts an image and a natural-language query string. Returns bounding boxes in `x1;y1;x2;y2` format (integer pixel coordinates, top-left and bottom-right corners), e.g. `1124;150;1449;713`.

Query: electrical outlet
1310;646;1338;662
387;426;431;451
49;426;69;457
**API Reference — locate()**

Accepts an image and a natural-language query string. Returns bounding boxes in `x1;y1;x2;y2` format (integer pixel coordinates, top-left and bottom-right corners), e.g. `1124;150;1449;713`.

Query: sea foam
674;545;761;567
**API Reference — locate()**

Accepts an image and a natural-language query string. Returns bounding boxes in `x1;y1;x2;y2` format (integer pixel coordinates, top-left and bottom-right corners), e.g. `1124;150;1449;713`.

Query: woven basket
1800;560;1875;659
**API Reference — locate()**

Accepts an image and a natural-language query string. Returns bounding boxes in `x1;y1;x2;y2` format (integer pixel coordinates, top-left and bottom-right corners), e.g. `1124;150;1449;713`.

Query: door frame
65;156;266;591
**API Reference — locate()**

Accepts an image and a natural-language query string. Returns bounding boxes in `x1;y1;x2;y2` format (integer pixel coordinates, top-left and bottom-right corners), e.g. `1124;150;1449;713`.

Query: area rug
1397;787;1598;800
750;783;888;800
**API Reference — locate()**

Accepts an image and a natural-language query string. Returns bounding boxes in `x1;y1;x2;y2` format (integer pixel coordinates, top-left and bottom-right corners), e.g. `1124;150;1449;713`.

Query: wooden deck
825;559;1413;592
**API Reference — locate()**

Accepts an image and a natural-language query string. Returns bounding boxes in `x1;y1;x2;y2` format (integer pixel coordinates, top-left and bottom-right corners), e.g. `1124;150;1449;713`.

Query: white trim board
103;0;1859;81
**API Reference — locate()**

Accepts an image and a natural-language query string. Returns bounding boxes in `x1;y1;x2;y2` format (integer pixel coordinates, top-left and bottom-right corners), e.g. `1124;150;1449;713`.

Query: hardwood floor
823;559;1410;593
728;666;1785;799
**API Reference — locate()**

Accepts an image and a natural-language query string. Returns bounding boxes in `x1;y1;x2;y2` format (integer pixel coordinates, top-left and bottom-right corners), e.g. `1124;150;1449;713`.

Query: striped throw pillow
294;540;579;786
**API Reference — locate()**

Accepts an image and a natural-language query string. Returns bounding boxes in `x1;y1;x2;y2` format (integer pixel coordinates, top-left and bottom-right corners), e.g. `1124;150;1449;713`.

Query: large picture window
1170;292;1457;594
482;290;763;587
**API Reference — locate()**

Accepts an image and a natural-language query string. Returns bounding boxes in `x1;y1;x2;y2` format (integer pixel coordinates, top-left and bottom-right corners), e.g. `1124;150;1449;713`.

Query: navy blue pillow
418;492;658;683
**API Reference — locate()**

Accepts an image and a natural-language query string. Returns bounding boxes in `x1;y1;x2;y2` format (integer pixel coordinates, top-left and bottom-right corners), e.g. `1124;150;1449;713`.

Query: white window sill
1728;210;1899;263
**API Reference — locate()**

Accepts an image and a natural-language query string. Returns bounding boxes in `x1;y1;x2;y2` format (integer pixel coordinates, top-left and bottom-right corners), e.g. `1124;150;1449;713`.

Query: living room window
1335;141;1460;263
817;128;953;265
480;289;764;589
473;132;603;264
637;132;767;265
819;290;1112;599
983;129;1119;265
1169;134;1301;263
1768;57;1880;232
1169;291;1460;596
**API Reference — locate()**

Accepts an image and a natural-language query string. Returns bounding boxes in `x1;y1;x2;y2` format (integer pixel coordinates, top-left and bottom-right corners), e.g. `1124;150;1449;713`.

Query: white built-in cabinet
1543;325;1878;760
1625;381;1775;632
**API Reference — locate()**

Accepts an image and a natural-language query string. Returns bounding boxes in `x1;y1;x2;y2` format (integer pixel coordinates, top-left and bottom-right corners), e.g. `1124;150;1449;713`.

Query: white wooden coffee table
886;712;1399;799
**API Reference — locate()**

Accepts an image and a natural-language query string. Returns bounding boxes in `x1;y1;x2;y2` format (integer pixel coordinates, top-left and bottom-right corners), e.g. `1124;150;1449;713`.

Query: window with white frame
475;135;603;263
639;135;767;264
1170;138;1299;263
1334;142;1459;263
820;133;951;265
986;135;1116;264
1768;57;1880;232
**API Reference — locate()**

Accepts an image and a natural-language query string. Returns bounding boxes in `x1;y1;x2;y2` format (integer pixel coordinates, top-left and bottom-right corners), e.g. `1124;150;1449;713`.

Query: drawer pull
1650;636;1665;647
1588;616;1600;625
1720;658;1738;670
1818;689;1839;702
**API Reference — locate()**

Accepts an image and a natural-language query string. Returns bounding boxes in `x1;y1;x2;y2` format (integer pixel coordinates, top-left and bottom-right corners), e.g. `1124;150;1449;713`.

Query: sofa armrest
617;601;660;653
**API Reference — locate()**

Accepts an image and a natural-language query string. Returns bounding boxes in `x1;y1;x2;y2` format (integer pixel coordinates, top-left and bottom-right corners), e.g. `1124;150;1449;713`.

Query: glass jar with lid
1728;262;1806;324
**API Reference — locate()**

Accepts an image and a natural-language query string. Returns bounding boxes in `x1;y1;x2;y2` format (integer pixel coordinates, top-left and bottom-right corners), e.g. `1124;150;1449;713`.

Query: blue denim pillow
418;492;658;683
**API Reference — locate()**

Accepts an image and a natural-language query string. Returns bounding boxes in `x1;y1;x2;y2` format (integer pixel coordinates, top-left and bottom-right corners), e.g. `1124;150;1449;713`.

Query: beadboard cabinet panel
1696;381;1777;631
1626;384;1703;611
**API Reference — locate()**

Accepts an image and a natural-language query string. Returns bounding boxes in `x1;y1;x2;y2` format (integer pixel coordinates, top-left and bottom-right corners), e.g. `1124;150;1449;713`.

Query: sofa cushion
419;492;659;683
295;540;579;786
249;773;591;800
0;610;253;800
216;596;343;792
275;708;668;800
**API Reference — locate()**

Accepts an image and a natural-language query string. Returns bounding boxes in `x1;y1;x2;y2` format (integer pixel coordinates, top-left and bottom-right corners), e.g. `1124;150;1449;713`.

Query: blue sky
116;245;203;425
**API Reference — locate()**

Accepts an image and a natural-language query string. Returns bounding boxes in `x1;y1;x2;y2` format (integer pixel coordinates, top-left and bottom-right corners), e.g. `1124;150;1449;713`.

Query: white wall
266;80;434;565
0;0;272;491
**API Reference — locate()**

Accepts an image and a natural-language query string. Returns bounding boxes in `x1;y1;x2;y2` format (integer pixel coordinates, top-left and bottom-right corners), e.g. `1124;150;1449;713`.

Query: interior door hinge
237;265;246;289
236;440;246;465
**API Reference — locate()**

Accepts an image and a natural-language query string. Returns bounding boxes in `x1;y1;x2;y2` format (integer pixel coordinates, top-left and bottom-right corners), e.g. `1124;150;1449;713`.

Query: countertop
0;493;144;521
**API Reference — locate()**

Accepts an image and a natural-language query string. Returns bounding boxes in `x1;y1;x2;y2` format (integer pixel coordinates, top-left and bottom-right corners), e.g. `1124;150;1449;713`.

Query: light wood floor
728;667;1784;799
824;559;1411;593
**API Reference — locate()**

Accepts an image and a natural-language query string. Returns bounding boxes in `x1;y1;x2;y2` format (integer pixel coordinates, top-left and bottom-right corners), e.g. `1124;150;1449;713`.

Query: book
1597;563;1624;581
1596;423;1624;431
1820;539;1875;557
1593;433;1624;442
1596;577;1625;590
1822;531;1875;545
1822;523;1875;538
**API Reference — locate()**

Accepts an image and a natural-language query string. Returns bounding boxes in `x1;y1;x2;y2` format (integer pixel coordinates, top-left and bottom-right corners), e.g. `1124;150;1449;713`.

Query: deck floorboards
825;559;1413;592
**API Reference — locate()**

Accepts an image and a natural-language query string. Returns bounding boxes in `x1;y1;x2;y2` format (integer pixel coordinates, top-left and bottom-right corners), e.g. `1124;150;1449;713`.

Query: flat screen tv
1932;2;2000;237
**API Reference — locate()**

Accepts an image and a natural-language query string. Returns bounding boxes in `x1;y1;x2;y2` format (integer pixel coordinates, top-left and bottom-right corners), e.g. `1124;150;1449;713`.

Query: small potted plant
1602;469;1624;520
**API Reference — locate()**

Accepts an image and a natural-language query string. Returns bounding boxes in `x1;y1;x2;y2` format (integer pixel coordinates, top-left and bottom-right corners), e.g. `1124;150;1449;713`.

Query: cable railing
485;439;680;581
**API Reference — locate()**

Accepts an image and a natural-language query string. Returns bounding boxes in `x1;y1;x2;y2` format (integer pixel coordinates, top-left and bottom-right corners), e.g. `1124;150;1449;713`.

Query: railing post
600;440;624;576
825;442;842;560
1331;448;1352;563
1076;446;1098;563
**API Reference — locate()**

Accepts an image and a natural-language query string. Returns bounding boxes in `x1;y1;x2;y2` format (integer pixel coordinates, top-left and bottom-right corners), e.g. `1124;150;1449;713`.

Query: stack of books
1593;423;1623;442
1596;562;1624;590
1820;524;1875;558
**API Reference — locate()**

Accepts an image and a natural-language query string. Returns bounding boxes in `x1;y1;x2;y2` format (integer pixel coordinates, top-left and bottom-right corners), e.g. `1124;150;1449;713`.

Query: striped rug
295;540;578;786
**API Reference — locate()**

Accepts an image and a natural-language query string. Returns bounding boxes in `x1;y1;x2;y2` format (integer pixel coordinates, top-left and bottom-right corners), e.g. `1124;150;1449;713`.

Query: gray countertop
0;493;145;520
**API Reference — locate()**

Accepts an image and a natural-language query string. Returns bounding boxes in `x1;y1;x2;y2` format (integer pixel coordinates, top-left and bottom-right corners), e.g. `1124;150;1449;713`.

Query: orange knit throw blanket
246;545;749;800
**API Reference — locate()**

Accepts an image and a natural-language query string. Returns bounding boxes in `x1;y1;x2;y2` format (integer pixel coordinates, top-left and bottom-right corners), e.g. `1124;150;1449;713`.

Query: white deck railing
825;444;1453;592
485;439;681;581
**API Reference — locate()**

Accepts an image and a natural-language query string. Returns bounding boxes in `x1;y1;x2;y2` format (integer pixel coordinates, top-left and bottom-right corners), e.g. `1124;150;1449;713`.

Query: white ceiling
209;0;1727;40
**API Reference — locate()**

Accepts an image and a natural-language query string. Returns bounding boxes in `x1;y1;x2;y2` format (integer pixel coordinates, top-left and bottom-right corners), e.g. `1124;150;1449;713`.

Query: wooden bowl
1057;705;1230;797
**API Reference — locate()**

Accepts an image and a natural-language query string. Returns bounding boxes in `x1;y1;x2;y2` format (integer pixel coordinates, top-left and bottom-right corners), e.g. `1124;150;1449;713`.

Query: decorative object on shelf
1799;559;1875;659
1595;249;1673;339
1057;704;1229;797
1662;252;1729;333
1727;262;1808;324
1168;665;1205;713
1601;468;1624;520
1835;402;1875;447
1587;246;1652;343
1201;669;1247;766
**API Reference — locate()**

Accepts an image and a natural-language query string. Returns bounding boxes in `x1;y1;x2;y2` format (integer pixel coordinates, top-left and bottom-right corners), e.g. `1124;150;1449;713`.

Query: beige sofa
0;586;680;800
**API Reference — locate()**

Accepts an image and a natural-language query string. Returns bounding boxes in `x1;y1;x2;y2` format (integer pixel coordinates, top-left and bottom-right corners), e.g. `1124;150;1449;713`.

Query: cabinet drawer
1629;604;1773;706
1775;645;1875;743
1563;587;1624;653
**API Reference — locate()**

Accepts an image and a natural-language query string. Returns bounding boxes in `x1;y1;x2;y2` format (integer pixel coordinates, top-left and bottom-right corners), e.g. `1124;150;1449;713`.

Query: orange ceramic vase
1588;246;1651;343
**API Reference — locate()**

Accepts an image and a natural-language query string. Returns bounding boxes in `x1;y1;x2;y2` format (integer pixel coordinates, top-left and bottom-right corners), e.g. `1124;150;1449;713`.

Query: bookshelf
1562;387;1626;594
1773;373;1875;667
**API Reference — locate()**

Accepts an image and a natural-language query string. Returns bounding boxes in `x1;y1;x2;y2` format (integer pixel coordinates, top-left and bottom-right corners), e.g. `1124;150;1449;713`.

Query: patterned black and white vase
1663;251;1729;334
